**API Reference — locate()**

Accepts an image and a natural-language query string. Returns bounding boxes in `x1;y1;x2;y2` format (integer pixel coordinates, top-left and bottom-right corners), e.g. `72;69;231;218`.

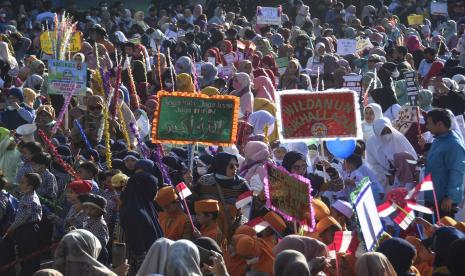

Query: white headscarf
447;109;465;143
362;103;383;140
366;118;418;186
166;240;202;276
249;110;275;136
137;238;174;276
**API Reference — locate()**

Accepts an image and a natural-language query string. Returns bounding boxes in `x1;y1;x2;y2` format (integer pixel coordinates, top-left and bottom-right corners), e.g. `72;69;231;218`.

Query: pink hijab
253;76;275;102
406;35;423;52
239;141;270;182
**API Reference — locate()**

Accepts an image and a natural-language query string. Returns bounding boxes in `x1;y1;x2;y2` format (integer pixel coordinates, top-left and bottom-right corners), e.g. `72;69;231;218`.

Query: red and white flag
406;202;433;214
377;201;397;217
406;174;434;200
330;231;359;254
246;217;270;233
236;191;253;209
176;182;192;199
393;205;415;230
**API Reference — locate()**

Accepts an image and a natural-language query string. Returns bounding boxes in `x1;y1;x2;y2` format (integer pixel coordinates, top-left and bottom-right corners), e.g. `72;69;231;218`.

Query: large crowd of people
0;0;465;275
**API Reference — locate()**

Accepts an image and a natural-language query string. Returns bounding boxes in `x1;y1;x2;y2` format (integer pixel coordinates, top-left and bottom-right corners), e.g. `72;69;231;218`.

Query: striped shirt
37;169;58;200
195;174;251;205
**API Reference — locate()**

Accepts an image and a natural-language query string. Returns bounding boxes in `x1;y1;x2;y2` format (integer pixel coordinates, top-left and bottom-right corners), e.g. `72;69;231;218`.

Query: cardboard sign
431;2;448;16
394;106;419;135
40;31;82;55
47;60;87;96
256;6;282;25
264;163;314;228
407;14;424;26
350;177;384;251
152;91;240;145
276;90;362;141
404;71;420;105
343;75;362;95
337;39;357;56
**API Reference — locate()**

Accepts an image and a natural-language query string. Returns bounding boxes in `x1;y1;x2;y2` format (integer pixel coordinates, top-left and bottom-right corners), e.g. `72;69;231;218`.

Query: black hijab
377;237;416;276
370;86;398;112
212;152;237;176
119;171;163;255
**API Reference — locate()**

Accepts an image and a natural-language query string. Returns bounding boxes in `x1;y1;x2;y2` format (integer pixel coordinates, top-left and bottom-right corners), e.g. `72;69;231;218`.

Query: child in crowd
80;193;110;264
194;199;223;246
258;211;287;248
30;152;57;200
77;161;100;192
64;180;92;230
155;186;193;240
16;141;42;187
330;199;354;230
6;173;42;276
343;154;385;204
0;172;18;276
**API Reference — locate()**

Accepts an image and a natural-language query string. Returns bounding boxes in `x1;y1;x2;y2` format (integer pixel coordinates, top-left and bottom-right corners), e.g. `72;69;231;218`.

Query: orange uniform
158;210;192;241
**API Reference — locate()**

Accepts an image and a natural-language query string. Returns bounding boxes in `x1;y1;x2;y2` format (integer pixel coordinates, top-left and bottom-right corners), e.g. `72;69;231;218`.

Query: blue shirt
425;131;465;204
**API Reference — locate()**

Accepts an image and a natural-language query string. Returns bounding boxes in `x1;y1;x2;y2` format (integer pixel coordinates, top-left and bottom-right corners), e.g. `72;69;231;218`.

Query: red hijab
261;54;279;76
422;61;444;88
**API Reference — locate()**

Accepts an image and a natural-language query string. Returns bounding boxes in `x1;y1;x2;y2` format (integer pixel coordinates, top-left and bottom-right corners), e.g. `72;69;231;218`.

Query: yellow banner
407;14;424;26
40;31;82;55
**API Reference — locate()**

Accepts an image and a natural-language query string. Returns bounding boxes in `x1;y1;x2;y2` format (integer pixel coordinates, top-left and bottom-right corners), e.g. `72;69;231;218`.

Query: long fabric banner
264;163;315;230
152;91;239;146
275;90;362;141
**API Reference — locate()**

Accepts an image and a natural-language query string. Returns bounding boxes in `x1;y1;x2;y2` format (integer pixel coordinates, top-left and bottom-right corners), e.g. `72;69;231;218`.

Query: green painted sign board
152;92;239;145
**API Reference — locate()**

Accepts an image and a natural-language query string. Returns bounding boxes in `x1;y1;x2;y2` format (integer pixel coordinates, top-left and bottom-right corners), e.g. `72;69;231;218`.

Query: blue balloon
326;138;356;159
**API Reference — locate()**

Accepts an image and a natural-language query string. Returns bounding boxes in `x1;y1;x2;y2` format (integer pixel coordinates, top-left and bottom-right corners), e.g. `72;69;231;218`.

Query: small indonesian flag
246;217;270;233
176;182;192;199
329;231;359;255
236;191;253;209
406;202;433;214
406;174;434;200
393;205;415;230
377;201;397;218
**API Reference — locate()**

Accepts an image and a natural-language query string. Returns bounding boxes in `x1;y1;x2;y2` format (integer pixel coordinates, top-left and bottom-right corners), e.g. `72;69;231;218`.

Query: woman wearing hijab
253;76;275;102
238;141;270;194
54;229;123;276
209;7;225;25
136;238;174;276
256;38;277;58
166;240;203;276
204;48;223;66
274;250;310;276
175;56;194;76
119;163;163;275
282;151;325;195
200;63;218;88
377;237;417;276
418;89;434;112
176;73;196;93
273;235;328;263
175;41;190;60
366;118;418;188
406;35;425;69
356;252;397;276
261;55;279;77
279;59;310;90
129;60;149;104
195;152;250;205
231;72;254;118
362;103;384;141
